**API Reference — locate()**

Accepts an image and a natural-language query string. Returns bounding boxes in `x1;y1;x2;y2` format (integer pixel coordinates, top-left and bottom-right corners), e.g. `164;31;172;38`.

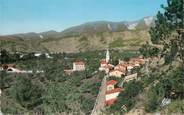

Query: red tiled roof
106;80;118;85
100;59;107;64
110;69;125;73
106;88;122;94
1;64;16;70
116;63;128;67
2;64;16;67
73;61;85;65
101;62;107;64
108;64;114;67
106;64;114;68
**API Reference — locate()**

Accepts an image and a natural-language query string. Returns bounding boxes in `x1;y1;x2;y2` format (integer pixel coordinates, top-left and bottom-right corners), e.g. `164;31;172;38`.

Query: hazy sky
0;0;167;35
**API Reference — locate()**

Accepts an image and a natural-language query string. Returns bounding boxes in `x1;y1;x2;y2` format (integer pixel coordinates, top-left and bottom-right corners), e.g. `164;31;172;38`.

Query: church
99;49;114;74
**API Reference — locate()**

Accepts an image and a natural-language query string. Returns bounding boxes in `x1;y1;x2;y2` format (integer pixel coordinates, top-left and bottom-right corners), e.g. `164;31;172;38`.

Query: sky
0;0;167;35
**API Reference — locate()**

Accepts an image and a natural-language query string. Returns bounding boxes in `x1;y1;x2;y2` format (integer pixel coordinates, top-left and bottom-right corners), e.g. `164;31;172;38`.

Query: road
91;75;107;115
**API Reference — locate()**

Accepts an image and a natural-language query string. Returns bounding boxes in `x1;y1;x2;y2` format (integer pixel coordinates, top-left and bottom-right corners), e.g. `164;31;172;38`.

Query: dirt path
91;75;107;115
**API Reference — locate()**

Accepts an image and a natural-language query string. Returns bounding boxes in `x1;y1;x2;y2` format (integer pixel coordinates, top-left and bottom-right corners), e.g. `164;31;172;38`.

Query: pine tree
145;0;184;67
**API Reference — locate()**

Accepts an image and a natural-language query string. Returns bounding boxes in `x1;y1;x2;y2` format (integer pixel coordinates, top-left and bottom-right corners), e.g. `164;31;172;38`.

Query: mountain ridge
0;16;155;39
0;16;154;53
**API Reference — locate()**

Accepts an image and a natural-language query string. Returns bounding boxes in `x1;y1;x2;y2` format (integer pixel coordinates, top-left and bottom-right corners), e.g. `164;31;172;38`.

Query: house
34;53;42;57
106;80;118;91
124;73;138;82
118;60;128;65
99;64;114;74
109;69;125;77
129;57;146;66
1;64;16;70
73;60;85;71
105;88;122;106
6;67;21;73
126;64;134;73
114;64;127;72
45;53;53;59
100;59;108;67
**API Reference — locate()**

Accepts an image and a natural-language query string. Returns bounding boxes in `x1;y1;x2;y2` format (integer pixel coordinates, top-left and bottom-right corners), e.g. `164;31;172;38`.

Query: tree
124;81;143;98
0;71;14;90
160;68;184;99
43;83;69;113
11;76;43;109
139;43;159;58
145;88;160;112
150;0;184;66
0;49;11;64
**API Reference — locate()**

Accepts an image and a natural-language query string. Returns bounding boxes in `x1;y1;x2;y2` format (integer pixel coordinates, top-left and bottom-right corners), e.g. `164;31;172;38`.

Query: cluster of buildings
99;49;147;106
99;49;146;81
0;64;43;74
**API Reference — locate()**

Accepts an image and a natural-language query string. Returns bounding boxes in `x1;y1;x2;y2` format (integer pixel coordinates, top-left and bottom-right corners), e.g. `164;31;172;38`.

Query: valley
1;0;184;114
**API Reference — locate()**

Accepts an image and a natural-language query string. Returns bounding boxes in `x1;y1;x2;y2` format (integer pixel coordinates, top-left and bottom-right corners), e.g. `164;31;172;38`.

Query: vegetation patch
1;50;105;114
109;37;125;48
78;36;88;42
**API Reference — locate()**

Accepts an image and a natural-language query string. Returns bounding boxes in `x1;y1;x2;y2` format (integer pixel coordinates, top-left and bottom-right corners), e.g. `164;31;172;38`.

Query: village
0;49;176;115
1;50;147;103
1;50;147;98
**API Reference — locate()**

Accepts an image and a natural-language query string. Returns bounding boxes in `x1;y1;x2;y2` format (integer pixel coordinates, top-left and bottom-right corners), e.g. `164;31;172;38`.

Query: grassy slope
0;36;47;53
41;30;150;53
0;30;150;53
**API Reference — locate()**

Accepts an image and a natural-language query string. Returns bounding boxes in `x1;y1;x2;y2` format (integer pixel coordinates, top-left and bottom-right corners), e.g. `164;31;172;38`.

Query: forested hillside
1;49;139;114
106;0;184;114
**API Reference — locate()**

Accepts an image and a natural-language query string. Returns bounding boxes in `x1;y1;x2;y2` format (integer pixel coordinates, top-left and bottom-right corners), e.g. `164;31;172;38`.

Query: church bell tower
106;49;110;63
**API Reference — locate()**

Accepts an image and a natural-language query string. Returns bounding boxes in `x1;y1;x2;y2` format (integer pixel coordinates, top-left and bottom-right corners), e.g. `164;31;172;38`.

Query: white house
34;53;42;57
124;73;138;82
73;60;85;71
105;88;122;106
45;53;53;59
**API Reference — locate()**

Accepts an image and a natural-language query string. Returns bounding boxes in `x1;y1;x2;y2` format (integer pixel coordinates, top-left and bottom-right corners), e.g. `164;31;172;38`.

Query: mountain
3;16;154;39
61;16;155;36
0;16;155;53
